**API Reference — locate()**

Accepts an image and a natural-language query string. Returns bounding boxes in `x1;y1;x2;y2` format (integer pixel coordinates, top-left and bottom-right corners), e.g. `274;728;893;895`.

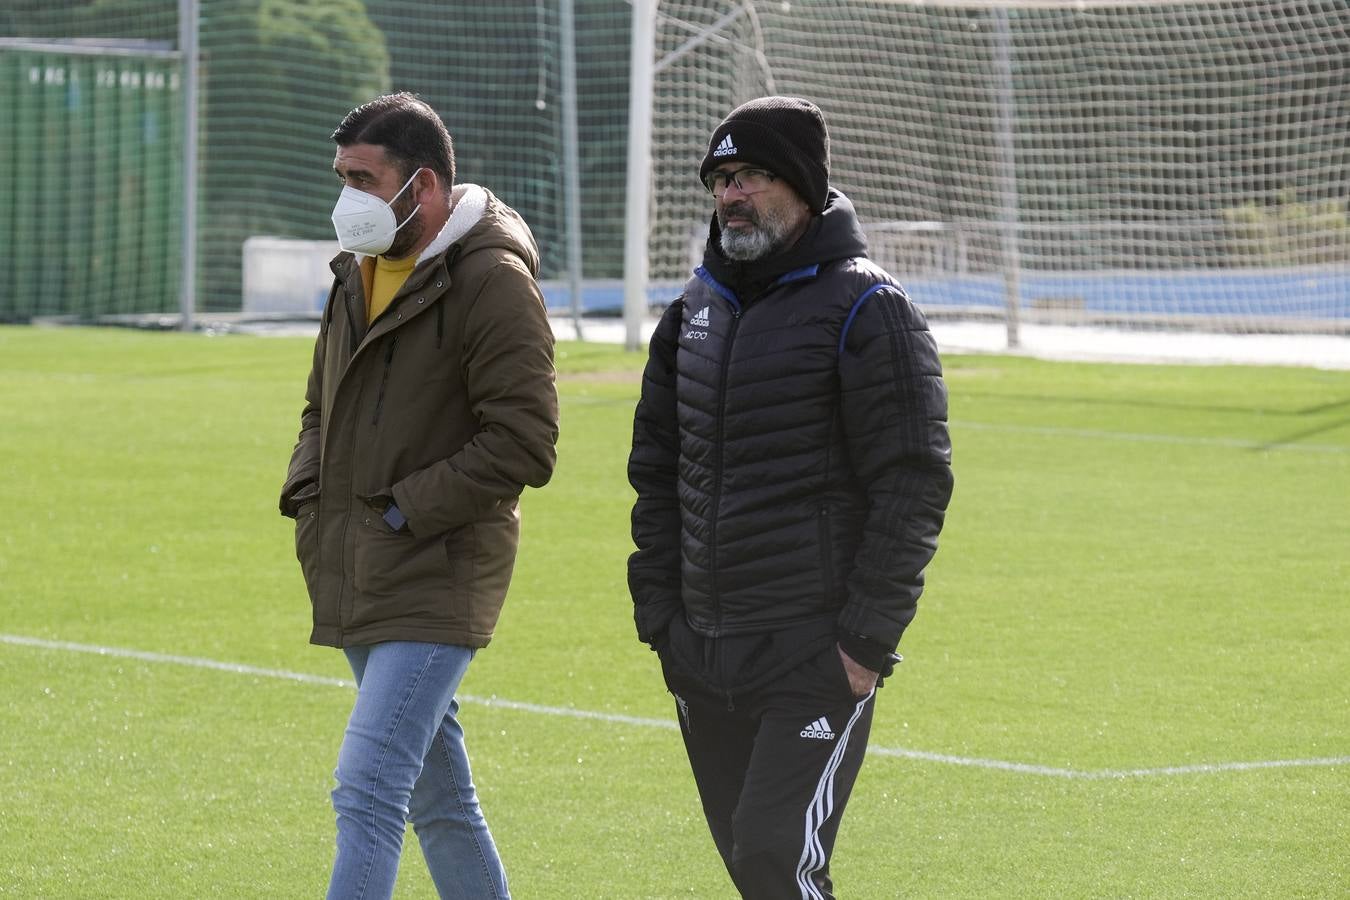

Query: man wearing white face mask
280;92;559;900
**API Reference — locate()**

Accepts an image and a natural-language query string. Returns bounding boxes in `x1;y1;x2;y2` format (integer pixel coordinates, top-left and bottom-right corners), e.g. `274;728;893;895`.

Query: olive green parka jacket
279;185;559;649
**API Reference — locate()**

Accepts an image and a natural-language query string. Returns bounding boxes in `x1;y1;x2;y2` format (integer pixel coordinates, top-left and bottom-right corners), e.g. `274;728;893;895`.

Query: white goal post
623;0;1350;354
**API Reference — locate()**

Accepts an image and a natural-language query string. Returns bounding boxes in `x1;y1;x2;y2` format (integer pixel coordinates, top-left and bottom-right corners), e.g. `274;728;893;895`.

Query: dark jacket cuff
279;482;319;518
636;602;681;649
837;632;899;677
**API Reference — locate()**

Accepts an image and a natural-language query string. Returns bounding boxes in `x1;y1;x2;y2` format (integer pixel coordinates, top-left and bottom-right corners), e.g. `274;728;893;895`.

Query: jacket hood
432;184;541;277
701;188;868;298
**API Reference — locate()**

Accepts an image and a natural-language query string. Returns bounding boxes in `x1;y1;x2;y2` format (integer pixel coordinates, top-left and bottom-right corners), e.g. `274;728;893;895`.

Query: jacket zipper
336;387;362;648
338;331;396;641
820;401;841;606
818;505;835;606
703;635;735;711
343;270;360;354
370;337;398;426
709;303;741;634
334;265;363;645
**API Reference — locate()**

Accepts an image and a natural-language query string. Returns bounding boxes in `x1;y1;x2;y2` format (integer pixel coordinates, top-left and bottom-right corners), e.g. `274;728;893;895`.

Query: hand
837;645;879;696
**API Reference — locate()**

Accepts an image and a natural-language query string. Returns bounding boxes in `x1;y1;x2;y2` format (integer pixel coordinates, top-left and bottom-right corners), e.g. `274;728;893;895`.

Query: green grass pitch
1;325;1346;897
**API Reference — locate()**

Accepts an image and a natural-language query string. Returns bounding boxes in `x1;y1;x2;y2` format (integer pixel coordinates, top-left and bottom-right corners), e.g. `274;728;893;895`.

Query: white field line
953;420;1350;454
4;634;1347;781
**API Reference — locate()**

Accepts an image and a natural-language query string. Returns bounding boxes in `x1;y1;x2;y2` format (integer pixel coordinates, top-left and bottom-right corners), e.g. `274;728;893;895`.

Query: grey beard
719;225;777;261
718;203;795;261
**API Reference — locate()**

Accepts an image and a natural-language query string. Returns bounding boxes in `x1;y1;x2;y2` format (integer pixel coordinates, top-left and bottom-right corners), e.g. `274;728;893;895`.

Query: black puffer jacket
628;190;953;664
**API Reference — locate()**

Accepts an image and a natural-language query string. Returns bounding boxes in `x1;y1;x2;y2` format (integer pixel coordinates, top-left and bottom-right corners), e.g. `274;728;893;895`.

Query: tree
197;0;390;310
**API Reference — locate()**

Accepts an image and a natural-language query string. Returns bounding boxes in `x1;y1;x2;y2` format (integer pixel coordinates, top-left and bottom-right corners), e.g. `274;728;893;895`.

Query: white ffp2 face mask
329;168;424;255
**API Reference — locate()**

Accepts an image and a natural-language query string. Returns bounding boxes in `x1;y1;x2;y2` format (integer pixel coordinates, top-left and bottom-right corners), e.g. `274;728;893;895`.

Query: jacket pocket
370;337;398;426
657;615;700;691
352;516;458;598
294;498;321;604
350;517;475;630
817;504;837;606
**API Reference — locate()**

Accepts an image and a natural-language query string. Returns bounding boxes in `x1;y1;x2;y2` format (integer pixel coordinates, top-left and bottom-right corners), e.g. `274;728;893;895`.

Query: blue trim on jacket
776;264;820;284
839;283;900;355
693;263;820;310
694;266;741;310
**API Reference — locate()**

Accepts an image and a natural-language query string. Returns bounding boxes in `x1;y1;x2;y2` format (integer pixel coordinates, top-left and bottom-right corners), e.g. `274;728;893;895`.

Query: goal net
1;0;618;320
5;0;1346;360
643;0;1350;342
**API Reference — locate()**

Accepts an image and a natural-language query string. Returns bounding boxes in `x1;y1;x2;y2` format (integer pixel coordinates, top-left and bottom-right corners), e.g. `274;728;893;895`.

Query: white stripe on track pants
663;643;877;900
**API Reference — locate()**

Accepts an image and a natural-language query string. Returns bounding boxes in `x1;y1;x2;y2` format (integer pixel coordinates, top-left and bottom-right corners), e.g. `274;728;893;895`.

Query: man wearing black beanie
629;96;954;898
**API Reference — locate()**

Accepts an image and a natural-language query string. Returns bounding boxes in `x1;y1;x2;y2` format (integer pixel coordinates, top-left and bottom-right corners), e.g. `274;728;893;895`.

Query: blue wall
542;270;1350;322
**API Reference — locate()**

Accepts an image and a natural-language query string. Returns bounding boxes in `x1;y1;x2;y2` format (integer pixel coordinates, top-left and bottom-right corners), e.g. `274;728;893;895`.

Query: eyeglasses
703;167;777;198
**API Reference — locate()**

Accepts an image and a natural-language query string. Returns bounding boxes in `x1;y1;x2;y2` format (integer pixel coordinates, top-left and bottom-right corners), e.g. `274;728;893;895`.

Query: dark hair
332;92;455;192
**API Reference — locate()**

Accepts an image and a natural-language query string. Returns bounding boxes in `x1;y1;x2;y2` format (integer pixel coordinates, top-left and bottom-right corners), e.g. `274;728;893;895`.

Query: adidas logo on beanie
698;96;831;213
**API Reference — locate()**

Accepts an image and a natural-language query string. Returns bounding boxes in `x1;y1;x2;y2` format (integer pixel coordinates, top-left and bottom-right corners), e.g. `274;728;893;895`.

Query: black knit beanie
699;96;830;213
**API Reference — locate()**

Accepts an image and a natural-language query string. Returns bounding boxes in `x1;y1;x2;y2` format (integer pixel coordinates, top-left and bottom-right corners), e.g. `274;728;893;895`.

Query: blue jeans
327;641;509;900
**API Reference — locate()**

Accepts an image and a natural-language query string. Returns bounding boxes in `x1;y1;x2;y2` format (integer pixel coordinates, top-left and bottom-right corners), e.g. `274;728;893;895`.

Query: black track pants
664;645;876;899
